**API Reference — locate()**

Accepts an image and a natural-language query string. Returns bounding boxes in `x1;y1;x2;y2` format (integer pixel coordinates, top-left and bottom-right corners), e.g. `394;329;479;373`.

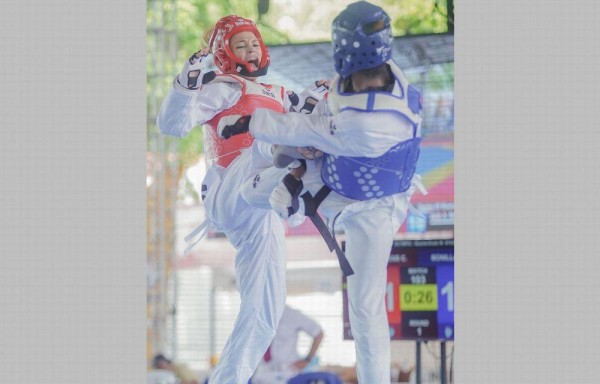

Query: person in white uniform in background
252;305;324;384
220;2;426;383
156;15;325;384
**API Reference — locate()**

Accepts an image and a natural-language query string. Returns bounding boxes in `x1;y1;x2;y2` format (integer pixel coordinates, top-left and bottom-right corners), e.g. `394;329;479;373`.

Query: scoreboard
342;239;454;340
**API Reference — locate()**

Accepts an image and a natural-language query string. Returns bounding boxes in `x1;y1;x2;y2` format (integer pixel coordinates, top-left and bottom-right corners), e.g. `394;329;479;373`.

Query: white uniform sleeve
156;80;242;138
250;105;414;157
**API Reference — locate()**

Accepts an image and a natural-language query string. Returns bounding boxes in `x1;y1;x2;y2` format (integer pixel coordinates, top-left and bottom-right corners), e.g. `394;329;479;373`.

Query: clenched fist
176;48;213;90
269;174;304;219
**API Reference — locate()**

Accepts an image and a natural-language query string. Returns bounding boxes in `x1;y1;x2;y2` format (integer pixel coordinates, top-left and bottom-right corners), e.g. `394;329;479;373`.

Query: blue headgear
332;1;393;78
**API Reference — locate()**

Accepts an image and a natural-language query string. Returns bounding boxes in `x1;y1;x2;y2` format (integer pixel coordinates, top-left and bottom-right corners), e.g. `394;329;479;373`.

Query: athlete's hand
312;79;331;97
269;184;293;219
269;174;304;219
292;358;311;371
288;79;331;114
176;48;212;90
296;146;323;160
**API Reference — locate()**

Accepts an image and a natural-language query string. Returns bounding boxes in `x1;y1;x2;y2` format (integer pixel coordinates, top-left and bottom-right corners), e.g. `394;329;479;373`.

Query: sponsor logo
329;121;337;135
261;87;276;98
252;174;261;188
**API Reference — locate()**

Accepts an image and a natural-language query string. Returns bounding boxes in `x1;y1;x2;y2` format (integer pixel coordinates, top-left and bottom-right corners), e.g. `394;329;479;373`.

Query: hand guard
272;145;323;168
269;184;293;219
218;115;251;139
176;48;212;91
269;174;303;219
289;79;331;114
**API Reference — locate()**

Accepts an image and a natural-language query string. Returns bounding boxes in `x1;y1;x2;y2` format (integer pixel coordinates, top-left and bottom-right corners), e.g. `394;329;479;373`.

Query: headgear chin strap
209;15;270;77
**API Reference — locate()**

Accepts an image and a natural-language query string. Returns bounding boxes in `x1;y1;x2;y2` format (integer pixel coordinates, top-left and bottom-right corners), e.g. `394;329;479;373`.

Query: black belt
301;186;354;277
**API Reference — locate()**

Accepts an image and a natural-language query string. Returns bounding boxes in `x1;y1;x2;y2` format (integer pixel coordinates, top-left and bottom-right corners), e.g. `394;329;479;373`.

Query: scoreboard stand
415;340;449;384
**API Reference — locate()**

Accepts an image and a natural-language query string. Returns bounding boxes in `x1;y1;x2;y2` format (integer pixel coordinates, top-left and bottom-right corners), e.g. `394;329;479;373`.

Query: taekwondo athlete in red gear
156;15;324;384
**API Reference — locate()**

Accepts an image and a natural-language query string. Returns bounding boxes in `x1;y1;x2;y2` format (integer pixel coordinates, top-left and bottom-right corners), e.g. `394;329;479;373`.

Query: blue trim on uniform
338;106;419;128
367;93;375;110
407;85;421;114
395;76;405;99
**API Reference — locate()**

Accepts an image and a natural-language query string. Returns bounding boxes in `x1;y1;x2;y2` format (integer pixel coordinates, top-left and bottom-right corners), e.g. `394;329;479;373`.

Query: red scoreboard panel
342;239;454;340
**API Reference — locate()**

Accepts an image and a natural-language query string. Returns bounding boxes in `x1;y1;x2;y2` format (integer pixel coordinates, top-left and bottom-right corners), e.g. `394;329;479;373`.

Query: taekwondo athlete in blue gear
224;2;427;383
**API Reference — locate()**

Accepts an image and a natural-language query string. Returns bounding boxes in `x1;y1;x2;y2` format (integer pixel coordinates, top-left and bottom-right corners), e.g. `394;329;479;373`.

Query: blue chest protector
322;137;421;200
321;61;422;201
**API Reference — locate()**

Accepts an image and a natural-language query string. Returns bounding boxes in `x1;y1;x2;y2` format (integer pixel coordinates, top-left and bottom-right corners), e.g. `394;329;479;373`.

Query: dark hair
343;63;394;92
356;63;391;80
152;354;171;368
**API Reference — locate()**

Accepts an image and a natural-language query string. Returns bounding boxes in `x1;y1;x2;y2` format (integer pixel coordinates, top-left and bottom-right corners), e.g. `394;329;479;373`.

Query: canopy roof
264;33;454;91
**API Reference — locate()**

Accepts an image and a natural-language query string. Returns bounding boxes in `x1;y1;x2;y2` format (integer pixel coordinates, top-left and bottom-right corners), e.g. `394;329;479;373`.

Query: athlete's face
230;31;262;71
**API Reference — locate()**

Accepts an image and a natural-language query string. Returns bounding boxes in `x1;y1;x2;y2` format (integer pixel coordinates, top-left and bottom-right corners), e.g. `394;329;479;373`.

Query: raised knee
240;175;266;209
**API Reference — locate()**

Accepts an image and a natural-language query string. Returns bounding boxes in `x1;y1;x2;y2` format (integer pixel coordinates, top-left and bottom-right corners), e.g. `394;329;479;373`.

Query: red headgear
209;15;270;77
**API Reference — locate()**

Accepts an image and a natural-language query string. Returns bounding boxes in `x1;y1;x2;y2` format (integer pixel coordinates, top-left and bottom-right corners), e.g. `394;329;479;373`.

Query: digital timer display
343;239;454;340
400;284;438;311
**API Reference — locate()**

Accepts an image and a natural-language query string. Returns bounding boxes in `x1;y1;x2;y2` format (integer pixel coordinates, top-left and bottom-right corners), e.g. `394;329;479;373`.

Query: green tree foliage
382;0;449;36
427;62;454;92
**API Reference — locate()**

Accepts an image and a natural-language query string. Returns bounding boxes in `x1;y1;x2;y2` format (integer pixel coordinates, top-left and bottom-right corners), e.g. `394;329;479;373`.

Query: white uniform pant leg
240;166;290;210
343;204;399;384
209;209;287;384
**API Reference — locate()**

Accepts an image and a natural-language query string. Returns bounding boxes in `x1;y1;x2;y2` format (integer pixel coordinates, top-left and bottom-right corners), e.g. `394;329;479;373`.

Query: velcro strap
201;71;217;85
287;91;300;106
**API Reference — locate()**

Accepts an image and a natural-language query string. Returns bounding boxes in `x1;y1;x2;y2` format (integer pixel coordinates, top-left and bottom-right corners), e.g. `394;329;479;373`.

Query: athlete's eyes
234;42;259;50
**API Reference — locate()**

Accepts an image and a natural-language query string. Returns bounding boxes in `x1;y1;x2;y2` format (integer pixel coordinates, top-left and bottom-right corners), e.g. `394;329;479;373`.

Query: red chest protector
204;74;286;168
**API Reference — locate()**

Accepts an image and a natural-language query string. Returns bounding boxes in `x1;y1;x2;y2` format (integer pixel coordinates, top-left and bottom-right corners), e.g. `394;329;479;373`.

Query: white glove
288;211;307;228
289;79;331;114
175;48;213;91
269;184;293;219
307;79;331;99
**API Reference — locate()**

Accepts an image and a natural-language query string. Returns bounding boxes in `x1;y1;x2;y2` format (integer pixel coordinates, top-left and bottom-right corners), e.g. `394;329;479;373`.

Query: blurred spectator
147;369;178;384
152;354;200;384
323;362;414;384
393;361;415;383
321;364;358;384
252;305;324;384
